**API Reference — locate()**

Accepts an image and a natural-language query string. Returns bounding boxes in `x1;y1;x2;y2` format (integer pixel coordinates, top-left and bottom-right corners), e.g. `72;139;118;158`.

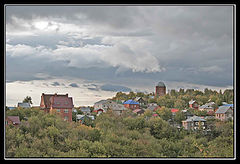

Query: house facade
147;103;161;111
182;115;206;130
123;99;140;110
189;100;199;110
93;109;104;116
199;102;215;112
40;93;74;122
215;105;233;121
93;99;118;112
6;116;21;127
80;107;91;115
134;97;147;106
109;104;127;116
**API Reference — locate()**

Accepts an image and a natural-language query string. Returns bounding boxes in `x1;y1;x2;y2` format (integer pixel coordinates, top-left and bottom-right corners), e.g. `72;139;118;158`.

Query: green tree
174;111;185;125
155;107;172;121
23;96;32;104
174;99;186;109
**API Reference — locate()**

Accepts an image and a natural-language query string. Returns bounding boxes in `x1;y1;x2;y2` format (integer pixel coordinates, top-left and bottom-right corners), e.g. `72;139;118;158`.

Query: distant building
76;114;94;123
132;109;145;115
109;104;127;116
215;105;233;121
147;104;161;112
189;99;199;110
155;81;166;97
6;116;21;127
92;109;104;116
17;102;31;108
7;107;16;110
123;99;140;110
182;115;206;130
79;106;91;115
40;93;74;122
199;102;215;112
134;97;147;106
93;99;117;112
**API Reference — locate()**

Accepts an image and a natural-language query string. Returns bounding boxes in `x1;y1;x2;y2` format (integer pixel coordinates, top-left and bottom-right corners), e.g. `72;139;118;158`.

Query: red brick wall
51;107;72;122
189;102;198;110
124;104;140;110
155;86;166;97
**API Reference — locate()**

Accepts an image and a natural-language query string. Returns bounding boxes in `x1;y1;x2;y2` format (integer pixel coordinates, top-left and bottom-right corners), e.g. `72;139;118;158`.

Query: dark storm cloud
100;84;131;92
6;5;139;28
5;5;234;88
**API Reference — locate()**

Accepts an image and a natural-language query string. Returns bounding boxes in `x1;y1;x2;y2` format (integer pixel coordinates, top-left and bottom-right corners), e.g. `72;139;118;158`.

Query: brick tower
155;82;166;97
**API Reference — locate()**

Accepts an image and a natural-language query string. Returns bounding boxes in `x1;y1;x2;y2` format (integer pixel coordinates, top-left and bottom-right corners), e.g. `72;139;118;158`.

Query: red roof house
40;93;74;122
171;108;179;113
6;116;21;127
93;109;104;116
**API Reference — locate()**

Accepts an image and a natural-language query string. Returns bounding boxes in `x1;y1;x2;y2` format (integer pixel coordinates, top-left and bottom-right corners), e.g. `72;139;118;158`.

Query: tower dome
157;81;166;87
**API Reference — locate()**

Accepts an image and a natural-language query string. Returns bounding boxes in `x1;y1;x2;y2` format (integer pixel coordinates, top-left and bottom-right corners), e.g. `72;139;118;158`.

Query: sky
5;5;234;107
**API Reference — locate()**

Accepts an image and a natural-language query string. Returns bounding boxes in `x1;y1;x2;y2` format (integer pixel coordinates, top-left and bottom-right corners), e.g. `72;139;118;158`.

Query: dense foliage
112;88;234;109
5;107;234;158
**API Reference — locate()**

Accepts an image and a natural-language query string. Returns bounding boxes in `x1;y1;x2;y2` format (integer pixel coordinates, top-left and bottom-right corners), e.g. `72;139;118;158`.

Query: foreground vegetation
6;107;233;158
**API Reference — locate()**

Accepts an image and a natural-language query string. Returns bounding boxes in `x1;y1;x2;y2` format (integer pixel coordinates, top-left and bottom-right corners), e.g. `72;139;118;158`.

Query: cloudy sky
5;5;234;106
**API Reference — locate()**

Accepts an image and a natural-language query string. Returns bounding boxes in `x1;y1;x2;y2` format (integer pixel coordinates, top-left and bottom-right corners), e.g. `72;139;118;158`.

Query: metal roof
222;104;233;107
123;99;139;105
17;102;31;108
215;105;232;114
185;115;206;122
157;81;166;87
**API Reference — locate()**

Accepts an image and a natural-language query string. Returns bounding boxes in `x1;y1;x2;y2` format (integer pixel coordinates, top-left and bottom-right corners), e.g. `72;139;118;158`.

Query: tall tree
23;96;32;104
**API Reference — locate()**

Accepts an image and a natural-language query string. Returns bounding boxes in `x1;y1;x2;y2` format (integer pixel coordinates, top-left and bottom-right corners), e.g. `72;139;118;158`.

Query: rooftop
7;116;21;124
215;105;233;114
157;81;166;87
185;115;206;122
17;102;31;108
123;99;140;105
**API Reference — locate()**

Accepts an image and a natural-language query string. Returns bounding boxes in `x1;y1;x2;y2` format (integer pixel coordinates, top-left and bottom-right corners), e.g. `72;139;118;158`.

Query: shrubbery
5;107;233;158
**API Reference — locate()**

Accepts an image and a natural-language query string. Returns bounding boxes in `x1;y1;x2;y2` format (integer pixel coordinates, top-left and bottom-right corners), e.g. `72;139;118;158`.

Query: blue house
123;99;140;110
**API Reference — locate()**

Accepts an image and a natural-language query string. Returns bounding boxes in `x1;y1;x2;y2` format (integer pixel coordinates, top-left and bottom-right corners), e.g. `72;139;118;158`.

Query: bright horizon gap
5;79;233;107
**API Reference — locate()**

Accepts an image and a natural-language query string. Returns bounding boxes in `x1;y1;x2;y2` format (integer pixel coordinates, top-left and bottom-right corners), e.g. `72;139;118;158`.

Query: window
57;109;60;112
64;116;68;121
201;122;204;125
195;122;199;125
64;109;68;113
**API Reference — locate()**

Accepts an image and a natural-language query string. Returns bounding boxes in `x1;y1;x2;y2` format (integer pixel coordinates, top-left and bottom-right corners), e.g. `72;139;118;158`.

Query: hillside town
5;81;234;158
6;81;234;132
